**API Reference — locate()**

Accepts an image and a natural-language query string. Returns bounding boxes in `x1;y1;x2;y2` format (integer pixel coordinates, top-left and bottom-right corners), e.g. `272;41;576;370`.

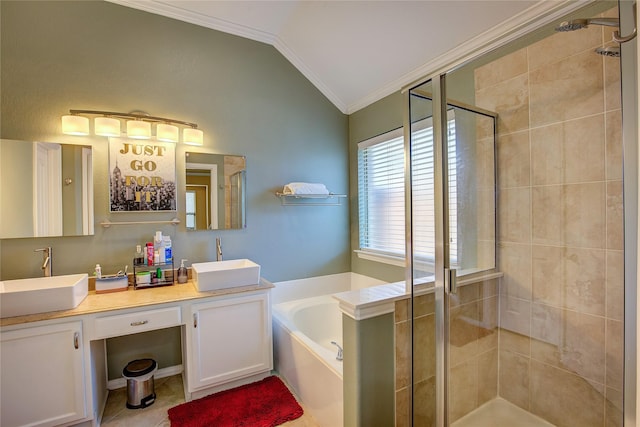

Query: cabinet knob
73;332;79;349
193;313;198;328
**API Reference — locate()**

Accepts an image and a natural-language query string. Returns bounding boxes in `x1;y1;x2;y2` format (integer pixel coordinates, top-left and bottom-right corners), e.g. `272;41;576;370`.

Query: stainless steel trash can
122;358;157;409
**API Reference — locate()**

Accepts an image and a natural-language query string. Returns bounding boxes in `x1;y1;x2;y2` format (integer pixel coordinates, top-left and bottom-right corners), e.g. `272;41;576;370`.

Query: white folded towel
282;182;330;195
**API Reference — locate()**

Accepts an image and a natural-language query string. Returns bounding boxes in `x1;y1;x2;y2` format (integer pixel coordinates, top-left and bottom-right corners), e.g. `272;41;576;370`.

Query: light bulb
61;115;90;136
183;128;204;146
94;117;121;137
126;120;151;139
157;123;179;142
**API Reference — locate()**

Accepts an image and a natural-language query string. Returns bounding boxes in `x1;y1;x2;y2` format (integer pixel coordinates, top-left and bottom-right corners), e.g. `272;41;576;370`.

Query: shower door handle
445;268;457;294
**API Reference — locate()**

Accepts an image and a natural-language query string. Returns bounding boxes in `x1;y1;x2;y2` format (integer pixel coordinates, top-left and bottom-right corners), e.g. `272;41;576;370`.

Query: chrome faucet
34;247;52;277
331;341;343;361
216;237;223;261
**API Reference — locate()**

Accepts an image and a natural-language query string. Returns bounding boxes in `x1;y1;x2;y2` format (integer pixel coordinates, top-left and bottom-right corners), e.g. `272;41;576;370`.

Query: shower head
595;46;621;57
555;17;619;32
556;19;589;32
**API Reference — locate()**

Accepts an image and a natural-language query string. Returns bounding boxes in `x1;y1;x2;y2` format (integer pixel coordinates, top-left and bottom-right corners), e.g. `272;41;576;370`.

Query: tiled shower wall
474;6;624;427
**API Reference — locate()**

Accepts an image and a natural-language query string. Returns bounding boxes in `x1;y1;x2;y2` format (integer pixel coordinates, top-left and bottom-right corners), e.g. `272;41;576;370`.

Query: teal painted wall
0;0;350;283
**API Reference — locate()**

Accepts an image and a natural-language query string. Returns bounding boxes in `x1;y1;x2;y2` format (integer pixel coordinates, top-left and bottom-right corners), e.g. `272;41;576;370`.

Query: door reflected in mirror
185;152;246;230
0;139;94;239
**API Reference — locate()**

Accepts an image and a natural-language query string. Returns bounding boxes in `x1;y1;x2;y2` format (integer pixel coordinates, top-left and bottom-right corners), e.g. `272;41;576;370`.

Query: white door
33;142;62;236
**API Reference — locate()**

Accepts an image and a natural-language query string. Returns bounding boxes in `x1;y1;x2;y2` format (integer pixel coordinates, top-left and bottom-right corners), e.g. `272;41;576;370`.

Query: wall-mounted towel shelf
100;218;180;228
276;192;347;206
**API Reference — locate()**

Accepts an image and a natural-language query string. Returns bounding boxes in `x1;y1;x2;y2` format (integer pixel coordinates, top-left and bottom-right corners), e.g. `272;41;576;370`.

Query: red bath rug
167;376;303;427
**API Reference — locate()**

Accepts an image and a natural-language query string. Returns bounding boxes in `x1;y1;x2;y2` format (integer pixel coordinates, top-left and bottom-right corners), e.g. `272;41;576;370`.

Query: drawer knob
130;320;149;327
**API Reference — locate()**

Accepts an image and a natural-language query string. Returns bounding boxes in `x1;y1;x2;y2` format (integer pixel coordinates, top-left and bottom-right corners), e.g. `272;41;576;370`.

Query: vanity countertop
0;278;274;327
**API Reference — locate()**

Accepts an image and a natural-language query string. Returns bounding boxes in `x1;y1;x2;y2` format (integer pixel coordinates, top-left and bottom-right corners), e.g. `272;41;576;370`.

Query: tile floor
100;374;320;427
451;398;554;427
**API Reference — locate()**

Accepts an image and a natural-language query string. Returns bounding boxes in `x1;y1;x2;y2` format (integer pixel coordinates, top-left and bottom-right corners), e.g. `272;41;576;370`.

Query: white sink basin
0;274;89;318
192;259;261;291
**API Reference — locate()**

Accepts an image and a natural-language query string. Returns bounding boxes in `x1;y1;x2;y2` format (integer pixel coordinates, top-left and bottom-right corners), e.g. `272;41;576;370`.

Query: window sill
354;250;404;267
354;250;436;272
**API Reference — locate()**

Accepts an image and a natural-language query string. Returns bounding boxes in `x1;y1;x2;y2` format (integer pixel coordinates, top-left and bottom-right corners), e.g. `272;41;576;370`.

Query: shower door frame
620;0;638;425
402;0;638;425
403;75;450;427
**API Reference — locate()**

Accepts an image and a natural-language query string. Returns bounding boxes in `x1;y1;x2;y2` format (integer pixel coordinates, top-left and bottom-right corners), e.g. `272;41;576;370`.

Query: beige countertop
1;278;274;328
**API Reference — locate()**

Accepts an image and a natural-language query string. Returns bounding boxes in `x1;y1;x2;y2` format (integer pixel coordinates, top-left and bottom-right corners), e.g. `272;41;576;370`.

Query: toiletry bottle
163;235;172;263
177;259;188;284
146;242;154;265
134;245;145;265
95;264;102;279
154;250;160;265
155;231;165;263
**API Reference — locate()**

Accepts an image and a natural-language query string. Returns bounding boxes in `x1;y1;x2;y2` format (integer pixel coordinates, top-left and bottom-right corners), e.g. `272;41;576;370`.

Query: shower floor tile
452;398;555;427
100;374;320;427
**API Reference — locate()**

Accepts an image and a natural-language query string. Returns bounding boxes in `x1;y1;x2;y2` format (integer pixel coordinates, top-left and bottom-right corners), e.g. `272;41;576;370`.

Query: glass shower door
442;73;499;426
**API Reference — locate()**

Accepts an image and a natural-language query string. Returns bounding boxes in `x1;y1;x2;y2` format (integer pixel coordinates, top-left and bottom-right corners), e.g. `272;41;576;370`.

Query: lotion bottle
177;259;188;284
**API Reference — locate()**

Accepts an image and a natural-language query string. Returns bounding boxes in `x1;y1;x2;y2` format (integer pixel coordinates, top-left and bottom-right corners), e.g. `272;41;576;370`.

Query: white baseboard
107;364;183;390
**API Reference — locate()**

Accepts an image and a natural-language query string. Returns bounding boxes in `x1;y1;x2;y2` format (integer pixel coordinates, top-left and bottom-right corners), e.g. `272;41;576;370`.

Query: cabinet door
189;292;273;390
1;321;86;427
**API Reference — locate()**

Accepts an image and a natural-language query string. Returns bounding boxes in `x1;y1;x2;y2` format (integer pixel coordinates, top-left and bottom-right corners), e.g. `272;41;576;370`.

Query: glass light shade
183;128;204;146
61;115;90;136
156;123;179;142
126;120;151;139
94;117;121;137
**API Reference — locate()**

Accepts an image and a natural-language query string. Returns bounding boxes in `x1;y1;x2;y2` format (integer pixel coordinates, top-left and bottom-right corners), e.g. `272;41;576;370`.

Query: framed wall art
109;137;176;212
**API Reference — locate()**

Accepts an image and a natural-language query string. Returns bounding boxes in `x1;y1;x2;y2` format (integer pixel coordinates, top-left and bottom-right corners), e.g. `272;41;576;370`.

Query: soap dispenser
177;259;188;284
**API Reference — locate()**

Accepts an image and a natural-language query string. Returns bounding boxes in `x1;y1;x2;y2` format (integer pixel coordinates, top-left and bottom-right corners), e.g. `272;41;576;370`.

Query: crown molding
272;37;348;114
106;0;277;45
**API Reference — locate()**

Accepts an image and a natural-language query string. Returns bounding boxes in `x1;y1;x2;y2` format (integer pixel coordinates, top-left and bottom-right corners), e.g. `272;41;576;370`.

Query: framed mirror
185;152;246;230
0;139;94;239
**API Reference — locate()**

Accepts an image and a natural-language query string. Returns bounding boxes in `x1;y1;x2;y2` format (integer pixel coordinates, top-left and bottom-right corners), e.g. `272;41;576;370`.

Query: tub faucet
331;341;343;361
35;247;52;277
216;237;223;261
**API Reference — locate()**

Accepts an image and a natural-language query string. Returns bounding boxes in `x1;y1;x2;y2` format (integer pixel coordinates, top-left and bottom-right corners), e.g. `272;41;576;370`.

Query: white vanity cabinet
186;290;273;392
1;321;86;427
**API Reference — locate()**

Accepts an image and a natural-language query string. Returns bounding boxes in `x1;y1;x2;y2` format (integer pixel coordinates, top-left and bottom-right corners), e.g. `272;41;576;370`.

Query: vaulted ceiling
109;1;545;114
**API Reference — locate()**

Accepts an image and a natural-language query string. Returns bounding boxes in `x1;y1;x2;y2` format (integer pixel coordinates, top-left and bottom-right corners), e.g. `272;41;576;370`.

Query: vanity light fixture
61;109;203;144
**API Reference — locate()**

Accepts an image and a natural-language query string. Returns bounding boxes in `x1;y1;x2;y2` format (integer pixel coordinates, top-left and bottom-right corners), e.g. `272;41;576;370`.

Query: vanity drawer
93;306;181;339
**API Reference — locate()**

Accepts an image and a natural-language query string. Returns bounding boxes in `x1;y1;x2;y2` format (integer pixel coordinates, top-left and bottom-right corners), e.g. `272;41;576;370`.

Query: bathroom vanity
0;279;273;427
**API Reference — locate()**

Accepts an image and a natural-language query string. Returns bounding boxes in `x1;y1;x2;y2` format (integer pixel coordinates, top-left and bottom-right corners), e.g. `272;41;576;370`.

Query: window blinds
357;113;457;263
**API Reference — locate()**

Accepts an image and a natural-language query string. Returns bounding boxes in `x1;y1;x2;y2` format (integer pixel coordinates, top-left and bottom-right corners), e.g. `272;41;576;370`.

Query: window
357;113;457;267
